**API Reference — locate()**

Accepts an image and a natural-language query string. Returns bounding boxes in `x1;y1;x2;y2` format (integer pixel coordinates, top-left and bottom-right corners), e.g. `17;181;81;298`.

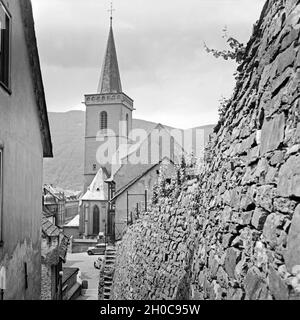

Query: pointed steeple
97;21;122;94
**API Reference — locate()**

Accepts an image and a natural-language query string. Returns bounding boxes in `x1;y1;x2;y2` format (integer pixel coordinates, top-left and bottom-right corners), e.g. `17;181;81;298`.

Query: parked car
94;257;104;269
87;243;106;255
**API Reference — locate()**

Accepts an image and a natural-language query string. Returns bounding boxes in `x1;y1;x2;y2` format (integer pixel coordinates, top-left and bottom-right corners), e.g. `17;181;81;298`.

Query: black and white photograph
0;0;300;313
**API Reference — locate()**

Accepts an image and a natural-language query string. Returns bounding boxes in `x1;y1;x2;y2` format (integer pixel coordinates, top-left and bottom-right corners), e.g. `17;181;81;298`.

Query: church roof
81;168;107;201
64;215;80;228
110;157;174;202
98;23;122;94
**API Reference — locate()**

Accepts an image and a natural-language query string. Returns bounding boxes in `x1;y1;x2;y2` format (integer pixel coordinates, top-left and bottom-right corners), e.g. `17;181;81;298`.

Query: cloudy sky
31;0;265;129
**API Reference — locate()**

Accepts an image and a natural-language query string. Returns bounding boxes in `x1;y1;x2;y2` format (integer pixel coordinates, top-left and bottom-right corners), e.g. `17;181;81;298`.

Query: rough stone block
285;205;300;273
239;211;254;226
276;45;297;75
269;266;289;300
251;208;269;230
244;267;265;300
260;113;286;155
263;212;284;248
274;197;297;215
256;185;275;212
224;248;241;279
270;150;285;166
265;167;278;184
278;155;300;197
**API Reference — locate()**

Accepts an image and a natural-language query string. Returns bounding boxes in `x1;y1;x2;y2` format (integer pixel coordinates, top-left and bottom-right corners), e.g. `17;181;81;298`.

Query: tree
204;27;245;64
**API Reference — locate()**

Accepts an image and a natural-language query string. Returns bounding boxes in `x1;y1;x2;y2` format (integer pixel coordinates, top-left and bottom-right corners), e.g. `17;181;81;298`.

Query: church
79;15;185;242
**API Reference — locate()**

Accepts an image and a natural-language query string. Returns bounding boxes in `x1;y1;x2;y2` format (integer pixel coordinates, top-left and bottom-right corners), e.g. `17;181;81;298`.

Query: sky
31;0;265;129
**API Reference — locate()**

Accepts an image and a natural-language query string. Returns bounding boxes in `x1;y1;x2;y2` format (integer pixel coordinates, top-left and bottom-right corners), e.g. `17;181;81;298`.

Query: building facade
41;214;69;300
0;0;52;300
43;185;66;227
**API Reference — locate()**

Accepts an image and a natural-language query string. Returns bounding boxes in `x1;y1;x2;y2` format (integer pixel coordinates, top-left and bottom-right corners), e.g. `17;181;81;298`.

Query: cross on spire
108;2;115;26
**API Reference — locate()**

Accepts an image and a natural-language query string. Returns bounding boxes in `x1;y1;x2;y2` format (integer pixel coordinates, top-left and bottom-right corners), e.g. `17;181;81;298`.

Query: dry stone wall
111;0;300;300
111;178;198;300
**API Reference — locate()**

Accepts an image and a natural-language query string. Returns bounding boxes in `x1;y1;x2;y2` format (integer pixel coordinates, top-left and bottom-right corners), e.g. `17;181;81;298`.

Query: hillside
43;110;214;191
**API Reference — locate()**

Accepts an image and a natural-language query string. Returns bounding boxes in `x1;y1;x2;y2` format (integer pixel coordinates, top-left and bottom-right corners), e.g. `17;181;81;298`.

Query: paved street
65;252;103;300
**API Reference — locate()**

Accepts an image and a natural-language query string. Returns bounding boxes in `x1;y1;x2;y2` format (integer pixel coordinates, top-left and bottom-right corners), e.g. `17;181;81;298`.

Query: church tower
83;14;134;192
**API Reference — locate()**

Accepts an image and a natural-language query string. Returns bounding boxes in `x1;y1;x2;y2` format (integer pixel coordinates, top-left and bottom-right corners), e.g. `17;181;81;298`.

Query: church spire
97;3;122;94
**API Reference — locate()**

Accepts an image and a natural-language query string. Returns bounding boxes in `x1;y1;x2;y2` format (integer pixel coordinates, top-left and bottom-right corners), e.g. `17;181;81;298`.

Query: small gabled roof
41;214;61;238
41;213;70;262
81;168;107;201
20;1;52;158
64;215;80;228
43;184;65;201
111;157;174;202
42;206;55;218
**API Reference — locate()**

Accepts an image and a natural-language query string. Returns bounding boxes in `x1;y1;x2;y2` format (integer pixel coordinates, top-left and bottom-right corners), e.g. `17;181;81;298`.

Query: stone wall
111;178;197;300
41;264;52;300
41;236;59;300
111;0;300;300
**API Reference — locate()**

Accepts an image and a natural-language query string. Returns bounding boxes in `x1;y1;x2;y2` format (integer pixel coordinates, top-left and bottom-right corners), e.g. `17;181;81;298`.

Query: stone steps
81;289;98;295
77;289;98;301
98;247;117;300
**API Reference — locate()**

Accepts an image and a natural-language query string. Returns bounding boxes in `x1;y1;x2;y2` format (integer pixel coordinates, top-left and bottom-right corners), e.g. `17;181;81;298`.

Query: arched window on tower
170;136;175;162
100;111;108;131
126;114;129;138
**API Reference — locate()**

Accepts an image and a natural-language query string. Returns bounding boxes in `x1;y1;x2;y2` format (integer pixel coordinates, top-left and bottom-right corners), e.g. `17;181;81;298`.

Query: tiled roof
64;215;80;228
81;168;107;201
59;235;70;262
42;207;55;218
62;267;79;284
111;157;174;202
41;215;61;237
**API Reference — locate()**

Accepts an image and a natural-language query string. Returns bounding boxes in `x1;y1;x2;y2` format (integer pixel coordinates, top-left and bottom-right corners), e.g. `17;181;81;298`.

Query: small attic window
0;2;11;92
93;164;97;171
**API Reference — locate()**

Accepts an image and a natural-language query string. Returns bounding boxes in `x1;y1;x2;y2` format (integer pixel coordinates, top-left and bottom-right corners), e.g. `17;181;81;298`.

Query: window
100;111;108;131
170;136;175;161
93;164;97;171
126;114;129;138
0;147;3;244
0;2;11;91
136;148;141;157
